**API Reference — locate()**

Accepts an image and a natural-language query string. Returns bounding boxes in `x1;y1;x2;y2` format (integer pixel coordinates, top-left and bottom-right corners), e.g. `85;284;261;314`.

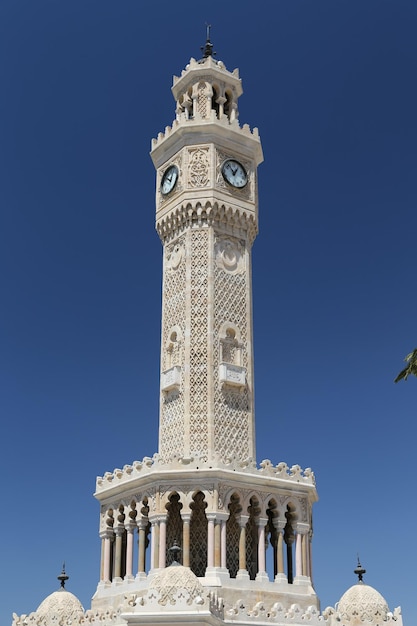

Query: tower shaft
152;56;262;463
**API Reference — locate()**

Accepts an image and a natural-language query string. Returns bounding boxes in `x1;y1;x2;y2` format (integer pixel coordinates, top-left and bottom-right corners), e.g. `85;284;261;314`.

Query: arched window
190;491;208;576
166;493;183;565
226;493;241;578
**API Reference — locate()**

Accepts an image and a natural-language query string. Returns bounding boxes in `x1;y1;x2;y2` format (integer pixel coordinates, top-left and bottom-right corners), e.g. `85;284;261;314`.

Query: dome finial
201;23;216;59
354;555;366;582
57;563;69;589
168;539;182;566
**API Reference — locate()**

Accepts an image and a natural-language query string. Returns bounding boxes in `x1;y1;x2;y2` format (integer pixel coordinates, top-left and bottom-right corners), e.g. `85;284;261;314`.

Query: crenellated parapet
173;55;241;93
12;608;124;626
151;119;260;151
14;597;403;626
95;455;316;495
227;601;325;624
322;604;403;626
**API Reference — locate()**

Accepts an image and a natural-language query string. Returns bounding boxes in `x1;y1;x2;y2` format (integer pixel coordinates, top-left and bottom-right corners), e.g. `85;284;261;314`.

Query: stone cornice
151;119;263;169
152;117;260;151
156;201;258;245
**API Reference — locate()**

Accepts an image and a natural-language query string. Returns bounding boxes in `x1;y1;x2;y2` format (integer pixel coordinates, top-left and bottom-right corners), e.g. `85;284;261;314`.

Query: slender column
100;536;105;581
150;517;159;571
214;520;221;567
308;528;313;583
216;95;226;119
239;523;246;570
221;519;227;569
236;515;249;579
182;514;191;567
278;530;284;573
125;523;135;579
255;518;269;582
207;515;215;568
274;520;287;582
137;519;147;577
270;526;277;578
302;533;308;576
100;530;113;583
113;527;124;580
285;529;294;584
159;517;167;568
295;531;302;578
294;523;309;584
257;522;266;573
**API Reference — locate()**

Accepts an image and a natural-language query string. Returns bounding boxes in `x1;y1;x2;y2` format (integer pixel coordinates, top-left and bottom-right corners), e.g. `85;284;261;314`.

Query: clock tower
152;41;262;465
92;38;319;622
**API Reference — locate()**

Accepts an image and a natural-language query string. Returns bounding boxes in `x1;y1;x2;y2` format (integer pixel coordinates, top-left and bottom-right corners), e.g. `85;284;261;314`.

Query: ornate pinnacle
201;23;216;59
57;563;69;588
168;539;182;566
354;556;366;582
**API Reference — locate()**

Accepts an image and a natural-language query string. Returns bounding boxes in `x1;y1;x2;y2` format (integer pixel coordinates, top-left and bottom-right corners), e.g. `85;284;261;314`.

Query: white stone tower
92;38;319;622
154;39;261;465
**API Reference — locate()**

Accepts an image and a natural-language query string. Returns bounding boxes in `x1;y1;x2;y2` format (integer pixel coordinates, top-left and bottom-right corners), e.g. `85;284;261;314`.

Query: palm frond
394;348;417;383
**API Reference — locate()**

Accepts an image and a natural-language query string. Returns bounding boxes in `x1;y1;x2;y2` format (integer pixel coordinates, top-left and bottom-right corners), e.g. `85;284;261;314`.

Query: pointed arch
165;492;183;565
246;495;260;580
189;491;208;576
284;503;297;583
226;492;242;578
266;498;279;578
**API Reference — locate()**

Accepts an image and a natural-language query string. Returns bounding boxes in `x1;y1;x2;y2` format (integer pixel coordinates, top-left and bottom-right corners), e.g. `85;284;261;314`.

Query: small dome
36;588;85;620
149;565;204;605
338;582;389;622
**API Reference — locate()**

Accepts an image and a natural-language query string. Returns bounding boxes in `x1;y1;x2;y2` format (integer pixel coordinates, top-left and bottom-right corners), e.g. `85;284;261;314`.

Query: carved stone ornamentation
215;236;244;274
166;242;184;270
188;147;210;188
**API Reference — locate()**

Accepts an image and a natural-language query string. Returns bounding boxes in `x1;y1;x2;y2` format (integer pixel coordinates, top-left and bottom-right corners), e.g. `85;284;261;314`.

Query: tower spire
57;563;69;589
201;23;215;58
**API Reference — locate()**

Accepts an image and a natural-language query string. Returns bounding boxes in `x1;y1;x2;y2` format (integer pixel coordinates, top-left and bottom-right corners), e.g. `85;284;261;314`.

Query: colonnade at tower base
91;454;318;619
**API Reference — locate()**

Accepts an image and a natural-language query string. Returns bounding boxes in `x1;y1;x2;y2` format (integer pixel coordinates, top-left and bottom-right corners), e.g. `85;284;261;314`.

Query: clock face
161;165;179;195
221;159;248;189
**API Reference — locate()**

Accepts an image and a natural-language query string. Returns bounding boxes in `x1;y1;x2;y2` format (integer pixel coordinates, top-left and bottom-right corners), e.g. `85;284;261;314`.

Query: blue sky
1;1;417;623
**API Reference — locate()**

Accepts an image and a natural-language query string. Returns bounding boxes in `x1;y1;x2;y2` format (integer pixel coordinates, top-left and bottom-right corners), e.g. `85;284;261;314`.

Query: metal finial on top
168;539;182;566
201;23;216;58
354;556;366;582
57;563;69;588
